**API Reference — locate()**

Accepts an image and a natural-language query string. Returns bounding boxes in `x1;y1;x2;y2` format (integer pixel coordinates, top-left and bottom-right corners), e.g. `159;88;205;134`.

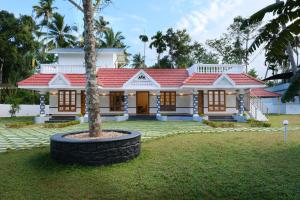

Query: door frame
80;91;86;115
198;90;204;114
136;91;149;114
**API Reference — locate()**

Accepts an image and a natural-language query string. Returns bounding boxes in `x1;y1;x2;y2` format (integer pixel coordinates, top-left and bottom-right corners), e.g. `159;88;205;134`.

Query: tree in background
131;53;144;69
100;28;125;48
44;13;78;48
242;0;300;102
0;11;39;84
207;16;260;68
149;31;167;67
139;34;148;67
247;68;258;78
191;42;219;64
94;16;109;47
164;28;192;68
33;0;57;28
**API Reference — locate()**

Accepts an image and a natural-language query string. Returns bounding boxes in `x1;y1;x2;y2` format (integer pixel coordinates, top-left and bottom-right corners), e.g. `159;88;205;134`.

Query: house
17;48;266;123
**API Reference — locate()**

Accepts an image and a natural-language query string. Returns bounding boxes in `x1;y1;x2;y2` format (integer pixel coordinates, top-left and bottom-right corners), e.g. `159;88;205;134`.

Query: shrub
203;120;235;128
43;120;80;128
5;121;34;128
247;119;271;127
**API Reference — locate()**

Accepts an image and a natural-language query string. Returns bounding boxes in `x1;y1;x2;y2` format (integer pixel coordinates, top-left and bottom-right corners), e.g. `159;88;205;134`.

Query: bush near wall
203;120;235;128
248;119;271;127
5;121;34;128
43;120;80;128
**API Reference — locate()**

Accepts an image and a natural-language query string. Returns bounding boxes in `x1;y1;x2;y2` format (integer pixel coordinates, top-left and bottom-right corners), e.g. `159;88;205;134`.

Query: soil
64;131;126;140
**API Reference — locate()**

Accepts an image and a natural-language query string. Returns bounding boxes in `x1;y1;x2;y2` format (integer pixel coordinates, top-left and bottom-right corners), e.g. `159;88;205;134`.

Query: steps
208;116;237;122
128;115;156;121
46;116;76;123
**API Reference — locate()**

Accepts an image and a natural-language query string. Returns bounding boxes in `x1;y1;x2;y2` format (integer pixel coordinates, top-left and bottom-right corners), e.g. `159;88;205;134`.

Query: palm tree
67;0;105;136
139;34;148;66
45;13;78;48
101;28;125;48
149;31;166;67
94;16;109;38
132;53;144;69
242;0;300;102
33;0;57;26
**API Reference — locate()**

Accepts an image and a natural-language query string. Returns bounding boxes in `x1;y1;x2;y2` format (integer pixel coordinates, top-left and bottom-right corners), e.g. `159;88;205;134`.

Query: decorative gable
123;70;160;89
213;74;235;87
48;73;70;88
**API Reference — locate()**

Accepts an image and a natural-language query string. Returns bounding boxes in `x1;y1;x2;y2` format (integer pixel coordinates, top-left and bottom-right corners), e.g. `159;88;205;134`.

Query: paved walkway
1;121;299;153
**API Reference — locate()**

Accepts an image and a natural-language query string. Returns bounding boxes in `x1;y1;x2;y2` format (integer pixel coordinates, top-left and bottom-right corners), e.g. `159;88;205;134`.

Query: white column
124;91;129;116
193;91;199;117
39;92;46;117
156;91;161;116
238;90;245;116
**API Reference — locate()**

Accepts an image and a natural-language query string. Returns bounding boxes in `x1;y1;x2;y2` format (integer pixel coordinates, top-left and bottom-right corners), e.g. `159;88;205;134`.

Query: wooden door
81;91;86;115
136;91;149;114
198;90;204;114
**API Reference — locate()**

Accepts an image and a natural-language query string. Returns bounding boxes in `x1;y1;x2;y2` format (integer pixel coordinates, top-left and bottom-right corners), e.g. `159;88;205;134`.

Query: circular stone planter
50;130;141;166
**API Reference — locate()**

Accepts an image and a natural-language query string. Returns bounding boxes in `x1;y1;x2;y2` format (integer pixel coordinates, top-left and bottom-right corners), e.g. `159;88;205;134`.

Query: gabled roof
18;68;264;89
183;73;263;86
250;88;281;97
97;68;188;88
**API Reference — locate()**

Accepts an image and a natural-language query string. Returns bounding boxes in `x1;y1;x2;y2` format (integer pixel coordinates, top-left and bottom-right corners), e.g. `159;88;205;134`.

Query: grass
0;131;300;200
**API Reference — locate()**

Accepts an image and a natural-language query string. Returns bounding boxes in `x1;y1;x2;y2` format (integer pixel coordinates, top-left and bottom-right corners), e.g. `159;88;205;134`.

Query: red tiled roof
18;69;263;88
228;73;264;85
64;74;86;86
97;68;188;87
250;88;280;97
183;73;263;85
183;74;221;85
17;74;55;86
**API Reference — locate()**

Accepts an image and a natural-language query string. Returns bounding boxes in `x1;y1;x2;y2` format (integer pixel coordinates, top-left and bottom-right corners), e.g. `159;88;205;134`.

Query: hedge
5;121;34;128
43;120;80;128
203;120;235;128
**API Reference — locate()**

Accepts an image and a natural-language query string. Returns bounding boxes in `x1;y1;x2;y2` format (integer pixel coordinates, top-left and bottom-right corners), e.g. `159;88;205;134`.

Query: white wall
0;104;49;117
261;97;300;114
58;53;116;68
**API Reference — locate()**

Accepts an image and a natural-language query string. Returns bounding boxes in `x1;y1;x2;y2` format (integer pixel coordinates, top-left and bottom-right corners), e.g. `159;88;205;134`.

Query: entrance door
198;90;204;114
136;91;149;114
81;91;86;115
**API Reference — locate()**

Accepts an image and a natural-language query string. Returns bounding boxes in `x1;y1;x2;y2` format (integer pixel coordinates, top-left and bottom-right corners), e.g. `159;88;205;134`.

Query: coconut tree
139;34;148;66
242;0;300;102
101;28;125;48
67;0;111;136
149;31;166;67
33;0;57;27
132;53;144;69
45;13;78;48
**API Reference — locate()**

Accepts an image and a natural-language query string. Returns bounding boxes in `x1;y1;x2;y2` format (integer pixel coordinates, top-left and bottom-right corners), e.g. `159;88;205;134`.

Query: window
58;90;76;112
208;90;226;111
160;92;176;111
110;92;124;111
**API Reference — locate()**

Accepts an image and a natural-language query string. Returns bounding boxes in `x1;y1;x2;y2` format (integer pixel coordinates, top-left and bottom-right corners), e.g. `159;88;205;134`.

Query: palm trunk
143;42;146;67
83;0;102;137
158;53;160;68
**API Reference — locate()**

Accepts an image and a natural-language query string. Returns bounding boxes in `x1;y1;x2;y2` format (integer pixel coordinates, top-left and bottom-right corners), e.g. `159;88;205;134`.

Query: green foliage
43;120;80;128
248;119;271;127
44;13;78;48
247;68;258;78
0;11;39;84
100;28;126;48
203;120;235;128
282;68;300;102
0;89;48;104
5;121;34;128
131;53;145;69
5;95;22;117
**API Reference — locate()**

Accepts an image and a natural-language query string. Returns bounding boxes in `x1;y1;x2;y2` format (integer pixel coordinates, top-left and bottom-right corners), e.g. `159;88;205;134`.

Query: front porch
36;89;249;123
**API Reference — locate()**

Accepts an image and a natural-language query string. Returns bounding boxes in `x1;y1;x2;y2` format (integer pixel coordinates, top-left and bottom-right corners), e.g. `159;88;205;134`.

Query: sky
0;0;275;77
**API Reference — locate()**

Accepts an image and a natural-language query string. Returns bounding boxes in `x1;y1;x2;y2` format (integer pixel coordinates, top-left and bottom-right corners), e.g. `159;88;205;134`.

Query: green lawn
0;131;300;200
